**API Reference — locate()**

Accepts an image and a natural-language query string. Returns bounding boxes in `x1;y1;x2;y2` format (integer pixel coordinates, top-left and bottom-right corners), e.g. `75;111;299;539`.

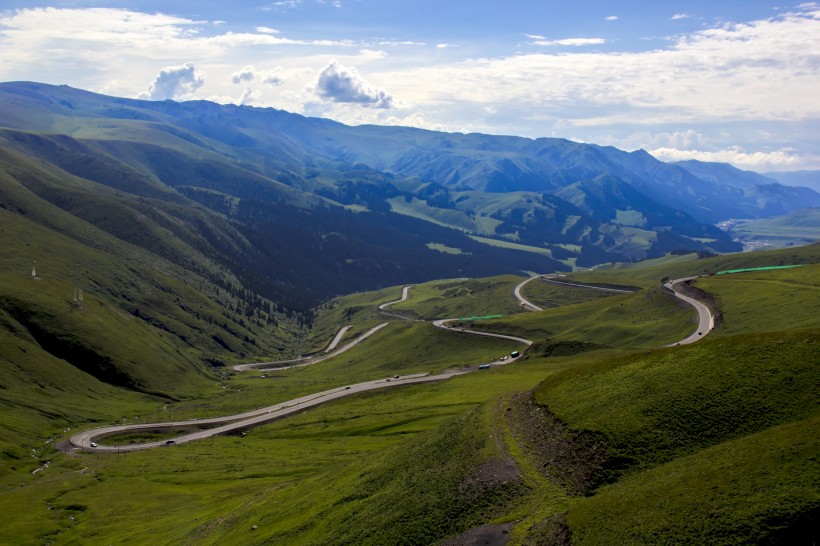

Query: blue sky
1;1;818;171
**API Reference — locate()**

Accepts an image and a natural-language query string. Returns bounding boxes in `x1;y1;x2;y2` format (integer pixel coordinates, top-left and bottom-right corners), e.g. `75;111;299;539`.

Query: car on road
165;440;175;445
478;364;491;369
90;442;97;448
345;386;351;390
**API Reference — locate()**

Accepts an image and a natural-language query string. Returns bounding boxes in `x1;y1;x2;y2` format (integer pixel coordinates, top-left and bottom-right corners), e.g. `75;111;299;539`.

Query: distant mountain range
1;82;818;313
762;170;820;192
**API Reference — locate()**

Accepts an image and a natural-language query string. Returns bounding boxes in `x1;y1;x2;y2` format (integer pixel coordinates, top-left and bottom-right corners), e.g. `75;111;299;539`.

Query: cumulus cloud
263;73;284;86
231;65;256;84
1;5;818;169
649;146;805;169
141;62;205;100
316;60;393;108
605;16;619;21
389;6;820;124
231;65;284;86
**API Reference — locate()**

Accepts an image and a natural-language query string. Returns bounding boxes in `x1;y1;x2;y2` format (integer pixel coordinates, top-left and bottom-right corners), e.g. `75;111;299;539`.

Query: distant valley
2;82;818;312
1;82;819;546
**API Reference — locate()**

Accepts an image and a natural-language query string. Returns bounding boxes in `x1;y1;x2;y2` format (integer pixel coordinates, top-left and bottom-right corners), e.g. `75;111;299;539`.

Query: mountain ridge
2;81;818;280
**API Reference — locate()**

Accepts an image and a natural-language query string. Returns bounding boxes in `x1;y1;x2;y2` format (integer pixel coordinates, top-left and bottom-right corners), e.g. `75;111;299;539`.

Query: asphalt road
431;319;533;346
232;323;389;372
237;284;413;373
72;275;713;452
515;272;713;347
378;285;412;310
541;278;635;293
663;276;715;346
70;371;468;452
324;325;352;353
513;275;546;311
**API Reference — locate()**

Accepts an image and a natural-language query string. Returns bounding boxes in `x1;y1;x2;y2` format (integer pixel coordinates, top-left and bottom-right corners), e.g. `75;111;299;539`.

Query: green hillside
1;245;818;544
0;81;764;277
0;81;818;545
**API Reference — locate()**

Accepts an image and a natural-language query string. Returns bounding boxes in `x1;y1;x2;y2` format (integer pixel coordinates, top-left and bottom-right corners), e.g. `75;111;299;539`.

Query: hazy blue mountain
0;81;772;272
762;170;820;192
674;160;820;216
674;159;778;189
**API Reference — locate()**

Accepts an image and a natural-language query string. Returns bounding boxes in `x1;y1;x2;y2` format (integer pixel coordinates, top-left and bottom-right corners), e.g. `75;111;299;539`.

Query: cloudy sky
1;1;819;171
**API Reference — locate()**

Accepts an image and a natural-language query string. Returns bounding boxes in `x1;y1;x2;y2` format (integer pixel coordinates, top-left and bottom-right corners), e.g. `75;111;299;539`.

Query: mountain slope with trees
9;82;815;273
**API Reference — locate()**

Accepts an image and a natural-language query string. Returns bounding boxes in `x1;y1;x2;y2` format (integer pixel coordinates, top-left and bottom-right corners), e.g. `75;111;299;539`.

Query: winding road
513;275;546;311
513;273;713;346
324;326;352;353
432;319;533;347
72;274;714;451
663;277;715;345
232;323;389;372
70;371;468;452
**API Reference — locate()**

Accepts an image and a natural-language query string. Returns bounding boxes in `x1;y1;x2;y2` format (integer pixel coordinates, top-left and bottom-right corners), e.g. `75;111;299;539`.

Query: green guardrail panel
716;265;803;275
457;314;503;321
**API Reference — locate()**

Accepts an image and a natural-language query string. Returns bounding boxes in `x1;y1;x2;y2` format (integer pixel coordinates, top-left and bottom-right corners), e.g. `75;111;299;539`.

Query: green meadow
1;245;818;544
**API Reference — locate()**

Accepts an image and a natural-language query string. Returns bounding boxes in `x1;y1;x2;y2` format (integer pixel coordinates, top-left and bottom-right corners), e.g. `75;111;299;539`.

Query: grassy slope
0;153;296;480
568;415;819;545
0;152;291;360
573;243;820;286
0;349;564;545
699;264;820;336
0;272;599;545
391;275;526;319
2;246;818;545
470;286;694;351
521;277;620;309
301;286;403;354
533;329;818;472
524;264;820;543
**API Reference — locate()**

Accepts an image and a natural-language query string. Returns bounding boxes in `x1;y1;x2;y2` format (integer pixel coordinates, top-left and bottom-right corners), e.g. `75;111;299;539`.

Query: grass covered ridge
2;243;819;544
568;415;819;545
530;328;819;542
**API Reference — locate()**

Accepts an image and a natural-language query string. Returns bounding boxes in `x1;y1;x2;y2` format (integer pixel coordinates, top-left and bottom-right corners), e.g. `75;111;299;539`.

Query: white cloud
671;13;692;20
384;6;820;126
358;49;388;60
605;16;619;21
378;40;426;47
649;146;809;170
598;130;711;152
0;5;818;169
230;65;285;86
315;60;393;108
436;43;459;49
263;73;285;86
237;87;256;105
141;62;205;100
531;37;606;46
263;0;301;11
231;65;257;84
